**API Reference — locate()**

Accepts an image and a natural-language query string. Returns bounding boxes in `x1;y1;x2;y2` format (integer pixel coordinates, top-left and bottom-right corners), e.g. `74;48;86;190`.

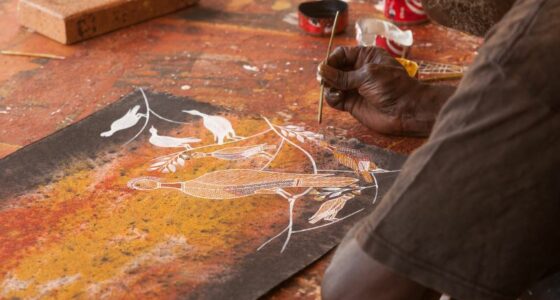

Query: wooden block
17;0;199;44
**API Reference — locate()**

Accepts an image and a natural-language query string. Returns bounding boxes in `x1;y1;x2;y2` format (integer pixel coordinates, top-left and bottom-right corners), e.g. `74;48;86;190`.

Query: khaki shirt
353;0;560;299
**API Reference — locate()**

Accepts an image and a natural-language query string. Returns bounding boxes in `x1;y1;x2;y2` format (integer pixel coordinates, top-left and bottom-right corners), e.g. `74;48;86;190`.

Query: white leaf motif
302;131;315;137
285;125;303;131
322;187;342;191
329;191;342;198
150;161;167;167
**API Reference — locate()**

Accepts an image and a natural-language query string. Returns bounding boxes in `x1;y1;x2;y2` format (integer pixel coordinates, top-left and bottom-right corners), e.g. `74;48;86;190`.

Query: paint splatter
242;65;259;72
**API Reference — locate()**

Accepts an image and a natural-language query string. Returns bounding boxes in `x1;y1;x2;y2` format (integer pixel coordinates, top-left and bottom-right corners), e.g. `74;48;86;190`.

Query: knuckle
364;64;378;76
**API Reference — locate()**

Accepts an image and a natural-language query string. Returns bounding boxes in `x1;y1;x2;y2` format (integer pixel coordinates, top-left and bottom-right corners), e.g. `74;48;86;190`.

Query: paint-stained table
0;0;481;298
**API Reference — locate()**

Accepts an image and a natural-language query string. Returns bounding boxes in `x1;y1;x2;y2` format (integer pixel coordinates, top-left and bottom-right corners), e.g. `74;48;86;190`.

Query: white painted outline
115;96;401;253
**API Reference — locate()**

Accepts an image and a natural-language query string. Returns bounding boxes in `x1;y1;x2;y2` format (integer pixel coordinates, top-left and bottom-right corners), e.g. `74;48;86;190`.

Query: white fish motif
191;144;275;160
148;126;200;149
100;105;144;137
183;110;238;145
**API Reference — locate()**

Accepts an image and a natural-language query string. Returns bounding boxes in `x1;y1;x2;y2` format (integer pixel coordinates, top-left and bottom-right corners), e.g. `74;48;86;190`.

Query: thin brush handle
0;50;65;60
318;10;340;124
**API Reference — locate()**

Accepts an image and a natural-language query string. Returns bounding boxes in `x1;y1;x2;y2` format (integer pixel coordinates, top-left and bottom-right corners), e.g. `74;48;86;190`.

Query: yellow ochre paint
0;118;304;299
272;0;291;11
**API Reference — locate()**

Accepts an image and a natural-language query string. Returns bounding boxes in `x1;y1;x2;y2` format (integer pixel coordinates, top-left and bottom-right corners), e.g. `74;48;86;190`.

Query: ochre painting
0;90;404;299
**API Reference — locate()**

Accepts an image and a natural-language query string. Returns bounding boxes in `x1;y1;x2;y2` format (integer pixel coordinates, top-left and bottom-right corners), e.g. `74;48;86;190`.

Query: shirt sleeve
353;0;560;299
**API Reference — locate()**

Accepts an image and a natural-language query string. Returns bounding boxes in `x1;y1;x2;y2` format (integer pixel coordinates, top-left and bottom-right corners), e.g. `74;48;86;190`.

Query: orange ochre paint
0;118;305;299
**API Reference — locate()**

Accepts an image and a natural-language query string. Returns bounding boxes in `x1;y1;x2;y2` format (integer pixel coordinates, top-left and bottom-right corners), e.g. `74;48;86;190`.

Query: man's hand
318;46;456;137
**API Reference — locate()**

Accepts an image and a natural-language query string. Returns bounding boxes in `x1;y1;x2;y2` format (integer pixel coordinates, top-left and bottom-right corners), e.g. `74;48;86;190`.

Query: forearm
400;83;456;136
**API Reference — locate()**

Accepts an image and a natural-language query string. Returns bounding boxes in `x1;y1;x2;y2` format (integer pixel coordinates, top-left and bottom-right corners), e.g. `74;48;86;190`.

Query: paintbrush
318;10;340;124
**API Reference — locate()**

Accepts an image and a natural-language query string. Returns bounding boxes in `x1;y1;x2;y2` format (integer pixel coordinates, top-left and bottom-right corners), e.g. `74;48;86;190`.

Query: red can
374;36;408;57
384;0;428;25
298;0;348;36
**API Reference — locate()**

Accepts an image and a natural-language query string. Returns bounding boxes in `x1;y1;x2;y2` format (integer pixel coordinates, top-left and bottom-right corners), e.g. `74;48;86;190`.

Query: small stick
0;50;65;60
318;10;340;124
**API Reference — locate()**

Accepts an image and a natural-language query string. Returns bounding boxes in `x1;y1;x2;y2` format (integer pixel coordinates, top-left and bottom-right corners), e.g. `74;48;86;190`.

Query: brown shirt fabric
352;0;560;299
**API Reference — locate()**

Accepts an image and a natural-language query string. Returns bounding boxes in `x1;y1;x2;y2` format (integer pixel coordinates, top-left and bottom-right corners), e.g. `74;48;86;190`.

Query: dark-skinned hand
318;46;456;137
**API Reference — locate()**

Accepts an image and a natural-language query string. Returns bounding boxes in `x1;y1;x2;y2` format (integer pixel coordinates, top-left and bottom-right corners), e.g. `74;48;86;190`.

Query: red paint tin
298;0;348;36
374;36;408;57
384;0;428;25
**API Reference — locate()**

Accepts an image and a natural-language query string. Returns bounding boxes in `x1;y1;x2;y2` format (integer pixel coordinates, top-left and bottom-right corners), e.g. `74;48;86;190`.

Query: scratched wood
0;0;482;297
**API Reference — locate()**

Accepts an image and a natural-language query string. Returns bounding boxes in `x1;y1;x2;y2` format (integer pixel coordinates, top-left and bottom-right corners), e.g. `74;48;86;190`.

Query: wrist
399;82;456;136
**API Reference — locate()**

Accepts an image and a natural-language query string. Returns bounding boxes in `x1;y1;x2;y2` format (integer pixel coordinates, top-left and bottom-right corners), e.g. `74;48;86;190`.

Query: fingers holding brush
318;62;368;91
325;46;362;69
324;88;361;112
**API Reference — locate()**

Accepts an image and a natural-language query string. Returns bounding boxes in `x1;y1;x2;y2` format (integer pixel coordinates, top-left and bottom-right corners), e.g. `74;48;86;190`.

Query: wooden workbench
0;0;481;297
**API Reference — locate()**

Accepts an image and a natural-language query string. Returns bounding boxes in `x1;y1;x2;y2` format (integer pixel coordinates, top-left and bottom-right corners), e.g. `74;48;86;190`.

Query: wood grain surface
17;0;199;44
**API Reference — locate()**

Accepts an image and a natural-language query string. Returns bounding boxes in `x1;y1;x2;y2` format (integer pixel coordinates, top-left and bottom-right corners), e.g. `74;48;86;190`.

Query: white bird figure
183;110;239;144
148;126;201;149
100;105;144;137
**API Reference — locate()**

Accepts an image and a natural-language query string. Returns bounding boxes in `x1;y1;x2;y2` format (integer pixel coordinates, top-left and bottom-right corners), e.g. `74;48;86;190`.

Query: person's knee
321;263;345;300
320;237;392;300
321;238;376;300
321;237;439;300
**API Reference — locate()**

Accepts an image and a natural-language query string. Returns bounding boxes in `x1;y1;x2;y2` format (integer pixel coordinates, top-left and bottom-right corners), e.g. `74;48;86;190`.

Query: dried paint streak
271;0;291;11
0;117;302;299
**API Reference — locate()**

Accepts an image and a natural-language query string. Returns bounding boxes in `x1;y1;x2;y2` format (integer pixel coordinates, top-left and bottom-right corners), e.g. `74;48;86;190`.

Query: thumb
324;88;361;112
318;63;368;91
